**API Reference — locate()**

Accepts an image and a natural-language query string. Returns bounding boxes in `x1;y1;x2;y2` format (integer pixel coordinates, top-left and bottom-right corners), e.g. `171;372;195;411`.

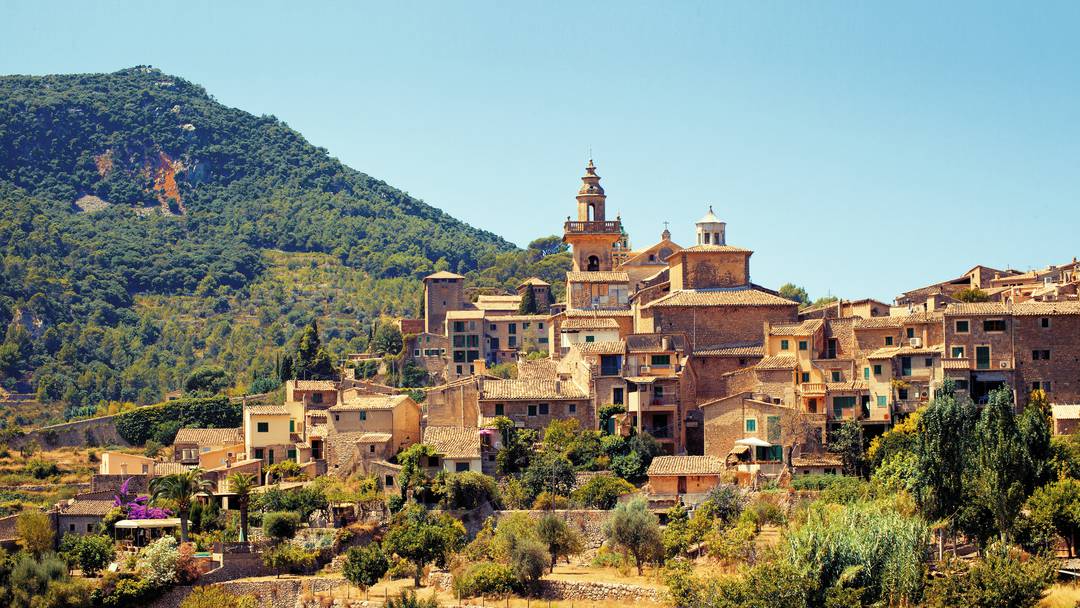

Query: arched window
588;203;596;221
658;247;673;261
587;255;600;271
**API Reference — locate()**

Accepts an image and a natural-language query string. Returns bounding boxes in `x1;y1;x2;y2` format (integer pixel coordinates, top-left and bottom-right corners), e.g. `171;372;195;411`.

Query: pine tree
519;287;537;314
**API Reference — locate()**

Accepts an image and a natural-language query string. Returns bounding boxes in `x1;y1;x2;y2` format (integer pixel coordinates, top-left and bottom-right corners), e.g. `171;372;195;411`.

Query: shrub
571;475;636;509
73;534;115;577
91;572;157;608
343;543;390;590
23;458;61;479
604;497;662;575
531;492;570;510
137;536;180;588
510;539;549;593
175;542;202;584
261;543;316;577
453;561;518;597
923;543;1055;608
180;586;258;608
791;473;849;491
115;396;240;445
16;509;54;557
438;471;500;510
385;590;440;608
262;511;300;542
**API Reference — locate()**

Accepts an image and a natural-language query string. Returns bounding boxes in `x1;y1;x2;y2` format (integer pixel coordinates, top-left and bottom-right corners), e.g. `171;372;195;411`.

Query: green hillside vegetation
0;67;569;419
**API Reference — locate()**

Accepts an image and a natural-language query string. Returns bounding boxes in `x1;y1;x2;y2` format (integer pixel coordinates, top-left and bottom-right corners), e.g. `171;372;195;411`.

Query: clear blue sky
3;1;1080;302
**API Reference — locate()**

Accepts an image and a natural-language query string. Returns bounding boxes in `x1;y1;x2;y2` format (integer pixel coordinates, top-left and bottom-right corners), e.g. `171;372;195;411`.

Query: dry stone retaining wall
493;510;610;549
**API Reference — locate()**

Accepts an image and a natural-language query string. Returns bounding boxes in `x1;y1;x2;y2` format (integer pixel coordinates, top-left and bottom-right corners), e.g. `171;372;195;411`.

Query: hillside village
1;160;1077;607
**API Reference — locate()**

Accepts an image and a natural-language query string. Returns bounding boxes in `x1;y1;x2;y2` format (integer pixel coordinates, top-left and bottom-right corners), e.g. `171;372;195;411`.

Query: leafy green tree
571;475;636;509
955;288;991;303
973;386;1030;541
382;504;465;586
518;287;538;314
261;543;316;578
372;323;404;357
827;419;866;477
604;497;662;575
262;511;301;542
510;539;548;593
149;468;215;543
72;534;115;577
777;283;810;306
662;503;692;559
923;543;1054;608
494;417;536;475
397;443;435;502
183;365;230;396
536;513;583;572
1019;389;1054;493
343;543;389;590
15;510;54;558
522;453;576;505
1022;478;1080;556
385;590;440;608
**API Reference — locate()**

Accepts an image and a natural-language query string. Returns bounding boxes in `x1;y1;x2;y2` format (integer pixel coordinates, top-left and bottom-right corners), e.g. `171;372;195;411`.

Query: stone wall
11;414;127;449
426;572;663;603
149;577;348;608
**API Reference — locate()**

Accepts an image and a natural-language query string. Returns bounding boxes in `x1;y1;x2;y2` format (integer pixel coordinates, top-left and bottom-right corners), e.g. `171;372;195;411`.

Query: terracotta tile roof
1013;301;1080;316
154;462;187;475
943;302;1009;316
769;319;824;336
517;277;551;287
644;288;797;308
647;455;725;476
792;453;843;468
246;405;290;415
356;433;393;443
574;340;626;355
477;294;522;302
488;314;549;322
324;432;374;469
330;394;412;412
626;334;689;353
174;427;244;446
307;424;328;437
517;358;559;379
481;379;588;400
825;380;868;392
694;342;765;357
293;380;338;391
1052;404;1080;420
561;318;620;330
679;244;752;254
446;309;486;319
866;344;944;360
854;312;943;328
564;308;634;317
756;354;798;370
425;271;465;280
566;271;630;283
942;359;970;370
422;426;481;459
61;499;115;516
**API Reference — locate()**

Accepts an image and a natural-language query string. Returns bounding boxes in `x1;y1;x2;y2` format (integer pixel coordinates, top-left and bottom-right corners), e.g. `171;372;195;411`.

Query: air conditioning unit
1000;360;1010;369
639;365;651;374
909;337;922;348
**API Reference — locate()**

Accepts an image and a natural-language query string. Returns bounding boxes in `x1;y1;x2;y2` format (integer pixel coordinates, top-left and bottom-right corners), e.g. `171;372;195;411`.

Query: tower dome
695;205;726;246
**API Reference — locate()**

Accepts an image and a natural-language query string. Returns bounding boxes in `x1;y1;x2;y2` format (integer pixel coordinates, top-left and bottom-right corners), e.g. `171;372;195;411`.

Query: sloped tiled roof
565;308;634;317
855;312;943;328
769;319;824;336
574;340;626;355
517;277;551;287
422;426;481;459
330;394;412;412
942;359;971;370
154;462;187;476
517;358;559;379
647;455;725;476
481;379;588;400
1052;404;1080;420
942;303;1009;316
293;380;337;391
755;354;798;370
644;288;797;308
174;427;243;446
61;499;115;516
626;333;689;353
566;271;630;283
867;344;945;359
679;244;751;253
356;433;393;443
825;380;868;392
694;342;765;357
561;318;620;330
1013;301;1080;316
425;271;465;280
792;453;843;468
246;405;290;415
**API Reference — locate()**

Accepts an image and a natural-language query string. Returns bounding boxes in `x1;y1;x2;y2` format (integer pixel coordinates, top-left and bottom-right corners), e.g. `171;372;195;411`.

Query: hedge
115;396;240;445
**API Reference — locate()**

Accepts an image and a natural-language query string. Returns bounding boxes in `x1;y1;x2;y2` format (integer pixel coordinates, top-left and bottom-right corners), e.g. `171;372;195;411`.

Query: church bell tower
563;160;623;272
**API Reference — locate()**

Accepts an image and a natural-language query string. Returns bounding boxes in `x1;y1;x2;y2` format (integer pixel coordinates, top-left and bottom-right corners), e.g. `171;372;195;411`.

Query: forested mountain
0;67;569;420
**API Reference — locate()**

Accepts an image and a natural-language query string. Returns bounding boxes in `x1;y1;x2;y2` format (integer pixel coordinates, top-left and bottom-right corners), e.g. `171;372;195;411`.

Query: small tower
423;271;466;335
563;160;623;272
695;206;726;246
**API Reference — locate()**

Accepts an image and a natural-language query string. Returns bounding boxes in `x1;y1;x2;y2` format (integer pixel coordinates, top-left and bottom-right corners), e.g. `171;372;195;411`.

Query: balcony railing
564;220;621;234
800;383;827;395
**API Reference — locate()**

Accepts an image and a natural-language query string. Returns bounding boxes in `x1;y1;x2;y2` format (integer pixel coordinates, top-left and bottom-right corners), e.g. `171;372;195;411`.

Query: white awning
114;518;187;529
734;437;772;448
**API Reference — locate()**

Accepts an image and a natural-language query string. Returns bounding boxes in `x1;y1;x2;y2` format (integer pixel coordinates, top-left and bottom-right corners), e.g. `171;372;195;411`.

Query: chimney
661;336;670;351
555;380;562;394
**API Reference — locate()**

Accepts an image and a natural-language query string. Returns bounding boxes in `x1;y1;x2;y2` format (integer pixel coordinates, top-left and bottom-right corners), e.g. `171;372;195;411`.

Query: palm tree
226;471;256;543
149;468;214;543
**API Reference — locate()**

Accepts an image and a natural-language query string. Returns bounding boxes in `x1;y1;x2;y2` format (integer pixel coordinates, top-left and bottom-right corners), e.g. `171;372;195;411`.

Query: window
508;336;517;348
257;422;269;433
873;364;882;375
831;370;842;382
289;420;295;433
651;354;671;366
898;388;909;400
528;405;537;417
585;335;596;343
877;395;887;407
312;392;323;404
798;340;808;351
385;475;394;487
509;323;517;334
955;379;969;390
69;524;75;532
780;340;790;350
825;338;838;359
984;319;1007;332
466;335;480;348
1041;317;1051;328
900;356;912;376
802;372;811;383
906;328;915;339
369;444;376;453
455;462;470;472
612;387;624;405
538;323;545;330
287;448;297;460
254;448;264;459
975;345;991;369
490;324;496;331
925;358;933;367
833;396;856;417
453;336;466;348
538;403;549;415
884;336;894;346
414;349;420;357
360;411;367;421
955;320;970;333
951;346;965;358
569;403;576;414
494;403;504;416
88;523;94;532
334;414;340;421
453;321;466;332
863;367;870;380
600;355;622;376
1032;350;1051;361
428;456;440;467
744;418;757;432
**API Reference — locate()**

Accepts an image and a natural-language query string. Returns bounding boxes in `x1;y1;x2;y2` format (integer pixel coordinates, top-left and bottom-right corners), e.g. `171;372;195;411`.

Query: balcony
564;220;622;234
800;383;827;396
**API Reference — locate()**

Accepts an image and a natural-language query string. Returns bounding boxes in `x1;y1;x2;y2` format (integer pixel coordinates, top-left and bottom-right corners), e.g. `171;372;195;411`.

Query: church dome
697;205;722;225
